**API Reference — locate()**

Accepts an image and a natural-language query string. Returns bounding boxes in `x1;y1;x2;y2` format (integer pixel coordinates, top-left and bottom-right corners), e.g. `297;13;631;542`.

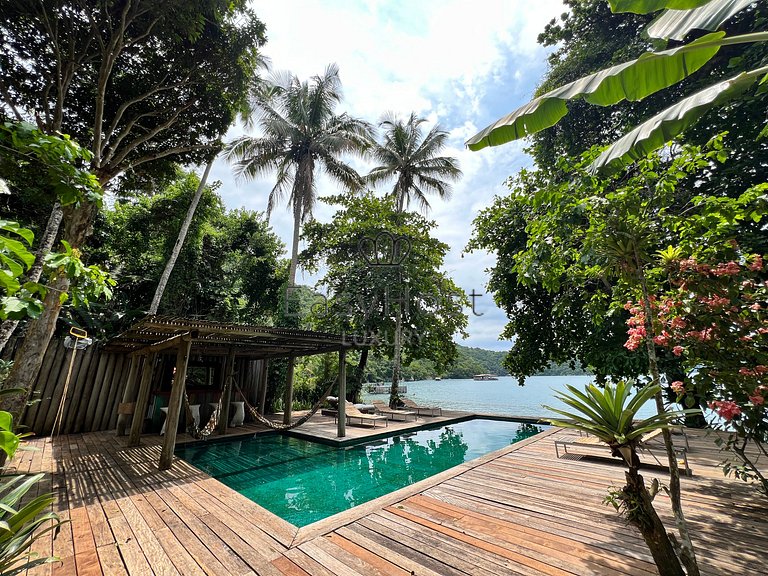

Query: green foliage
0;2;266;181
0;474;64;575
90;170;285;333
0;221;35;298
469;0;767;175
301;193;469;374
0;122;102;207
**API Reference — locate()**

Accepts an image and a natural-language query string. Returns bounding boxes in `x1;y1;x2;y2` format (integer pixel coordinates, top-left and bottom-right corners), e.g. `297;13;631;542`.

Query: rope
233;375;338;431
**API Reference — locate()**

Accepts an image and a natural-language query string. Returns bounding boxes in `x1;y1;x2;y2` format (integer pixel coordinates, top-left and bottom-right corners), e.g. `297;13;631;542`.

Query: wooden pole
283;355;295;425
158;335;192;470
338;348;346;438
217;347;235;435
116;355;140;436
128;354;155;447
258;359;269;414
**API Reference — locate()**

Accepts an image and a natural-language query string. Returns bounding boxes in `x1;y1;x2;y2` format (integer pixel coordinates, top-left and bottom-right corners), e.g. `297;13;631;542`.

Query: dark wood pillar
283;355;295;425
258;359;269;414
158;335;192;470
338;348;346;438
217;347;235;435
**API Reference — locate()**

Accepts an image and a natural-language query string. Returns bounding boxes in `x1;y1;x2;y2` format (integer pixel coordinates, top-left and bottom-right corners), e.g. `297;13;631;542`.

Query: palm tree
226;64;372;286
545;381;695;576
367;113;462;407
368;112;461;213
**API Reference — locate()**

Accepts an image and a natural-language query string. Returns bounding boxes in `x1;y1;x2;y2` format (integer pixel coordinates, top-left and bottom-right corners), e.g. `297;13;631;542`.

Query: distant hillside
362;344;590;381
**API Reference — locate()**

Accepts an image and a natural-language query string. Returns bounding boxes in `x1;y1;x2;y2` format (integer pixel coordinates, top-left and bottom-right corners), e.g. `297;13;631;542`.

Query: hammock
232;375;338;431
182;379;225;440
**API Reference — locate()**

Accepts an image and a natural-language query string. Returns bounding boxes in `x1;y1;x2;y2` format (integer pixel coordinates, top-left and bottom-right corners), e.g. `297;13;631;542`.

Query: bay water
362;375;657;420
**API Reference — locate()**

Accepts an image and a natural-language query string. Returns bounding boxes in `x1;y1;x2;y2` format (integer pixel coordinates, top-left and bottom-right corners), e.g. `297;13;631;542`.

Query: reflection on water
177;418;545;527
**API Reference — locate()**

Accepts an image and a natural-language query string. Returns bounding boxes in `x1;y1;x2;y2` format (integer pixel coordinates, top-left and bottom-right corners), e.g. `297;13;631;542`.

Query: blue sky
211;0;566;350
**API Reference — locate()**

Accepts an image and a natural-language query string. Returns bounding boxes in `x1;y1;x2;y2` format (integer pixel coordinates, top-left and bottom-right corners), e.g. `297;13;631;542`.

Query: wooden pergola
106;315;371;469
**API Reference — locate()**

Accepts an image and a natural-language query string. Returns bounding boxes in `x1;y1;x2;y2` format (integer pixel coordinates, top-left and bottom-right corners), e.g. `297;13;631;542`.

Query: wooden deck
7;423;767;575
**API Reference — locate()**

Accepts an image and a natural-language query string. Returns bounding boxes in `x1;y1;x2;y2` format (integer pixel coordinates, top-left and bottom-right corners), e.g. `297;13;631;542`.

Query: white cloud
212;0;566;349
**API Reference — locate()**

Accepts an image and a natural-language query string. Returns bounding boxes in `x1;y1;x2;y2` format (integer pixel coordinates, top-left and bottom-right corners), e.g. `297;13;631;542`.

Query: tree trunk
0;201;97;420
350;348;369;403
0;202;64;354
149;159;214;315
624;467;686;576
389;306;402;408
638;267;699;576
288;195;302;287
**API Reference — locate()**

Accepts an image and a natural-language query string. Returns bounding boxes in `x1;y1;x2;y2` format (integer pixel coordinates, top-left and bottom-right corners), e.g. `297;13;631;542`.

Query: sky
210;0;567;350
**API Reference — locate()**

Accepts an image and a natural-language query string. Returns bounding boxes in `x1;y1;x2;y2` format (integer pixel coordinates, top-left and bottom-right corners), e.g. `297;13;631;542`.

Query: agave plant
545;381;696;576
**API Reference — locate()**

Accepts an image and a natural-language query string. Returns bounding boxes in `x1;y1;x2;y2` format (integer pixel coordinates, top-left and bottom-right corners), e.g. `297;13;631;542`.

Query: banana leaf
466;33;726;151
647;0;756;41
590;69;764;173
609;0;713;14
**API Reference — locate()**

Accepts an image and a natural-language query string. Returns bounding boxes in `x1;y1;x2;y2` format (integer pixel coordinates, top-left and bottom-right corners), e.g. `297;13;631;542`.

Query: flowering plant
624;251;768;494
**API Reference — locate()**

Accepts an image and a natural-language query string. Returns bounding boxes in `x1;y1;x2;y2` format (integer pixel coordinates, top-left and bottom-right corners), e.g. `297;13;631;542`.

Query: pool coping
175;415;557;549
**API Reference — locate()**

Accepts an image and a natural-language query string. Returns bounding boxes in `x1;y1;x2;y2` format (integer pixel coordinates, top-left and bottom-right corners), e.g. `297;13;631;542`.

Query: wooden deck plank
6;425;766;576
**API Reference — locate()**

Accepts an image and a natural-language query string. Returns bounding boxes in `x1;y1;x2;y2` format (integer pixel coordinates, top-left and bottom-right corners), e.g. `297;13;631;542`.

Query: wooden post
338;348;346;438
158;335;192;470
217;347;235;435
128;354;155;447
283;355;295;425
258;359;269;414
116;355;140;436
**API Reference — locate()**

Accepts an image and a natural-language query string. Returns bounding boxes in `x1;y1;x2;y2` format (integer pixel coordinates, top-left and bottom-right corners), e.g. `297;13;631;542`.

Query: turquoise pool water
176;418;545;527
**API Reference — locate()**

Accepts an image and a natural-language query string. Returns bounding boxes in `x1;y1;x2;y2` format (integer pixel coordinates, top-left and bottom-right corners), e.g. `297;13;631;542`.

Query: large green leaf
647;0;757;41
466;33;725;151
591;69;763;173
609;0;713;13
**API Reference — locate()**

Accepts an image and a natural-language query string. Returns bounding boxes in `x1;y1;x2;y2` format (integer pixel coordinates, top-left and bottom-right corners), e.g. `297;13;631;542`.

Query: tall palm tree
226;64;372;286
368;112;461;213
367;113;462;407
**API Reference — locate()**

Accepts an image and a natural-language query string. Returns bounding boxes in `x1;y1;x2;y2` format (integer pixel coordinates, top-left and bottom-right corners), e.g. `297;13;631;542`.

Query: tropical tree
301;193;469;403
545;381;694;576
226;64;373;287
366;113;462;406
466;0;768;174
368;112;462;213
0;1;265;413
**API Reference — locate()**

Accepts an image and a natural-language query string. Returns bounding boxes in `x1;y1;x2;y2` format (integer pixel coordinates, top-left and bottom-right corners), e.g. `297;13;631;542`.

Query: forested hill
363;345;590;381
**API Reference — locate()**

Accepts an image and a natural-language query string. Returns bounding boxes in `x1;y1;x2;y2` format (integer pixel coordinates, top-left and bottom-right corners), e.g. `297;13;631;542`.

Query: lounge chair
399;397;442;416
372;400;418;422
342;403;388;428
554;428;691;475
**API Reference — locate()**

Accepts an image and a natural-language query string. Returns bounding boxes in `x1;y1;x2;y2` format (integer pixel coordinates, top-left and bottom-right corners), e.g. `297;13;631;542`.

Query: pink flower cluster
749;254;764;272
712;261;741;277
670;380;686;394
708;400;742;421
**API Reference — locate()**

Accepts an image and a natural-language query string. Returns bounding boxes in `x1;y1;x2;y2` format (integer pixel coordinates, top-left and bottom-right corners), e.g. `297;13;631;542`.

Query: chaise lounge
342;403;389;428
554;428;691;475
399;397;442;416
372;400;418;421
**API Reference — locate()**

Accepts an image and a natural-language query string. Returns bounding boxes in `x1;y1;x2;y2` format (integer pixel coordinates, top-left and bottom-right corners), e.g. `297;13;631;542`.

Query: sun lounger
554;428;691;475
399;397;442;416
372;400;418;422
342;403;388;428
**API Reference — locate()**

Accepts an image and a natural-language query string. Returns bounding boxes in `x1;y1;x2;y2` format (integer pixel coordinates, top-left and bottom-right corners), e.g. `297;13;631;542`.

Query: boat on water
434;376;442;381
473;373;499;381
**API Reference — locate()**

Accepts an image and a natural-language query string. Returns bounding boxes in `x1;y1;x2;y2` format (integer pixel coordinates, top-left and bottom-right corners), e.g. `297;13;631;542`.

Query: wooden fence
18;338;263;437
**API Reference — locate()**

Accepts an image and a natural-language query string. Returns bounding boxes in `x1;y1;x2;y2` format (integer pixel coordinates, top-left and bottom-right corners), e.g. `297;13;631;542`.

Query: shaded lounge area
107;315;371;469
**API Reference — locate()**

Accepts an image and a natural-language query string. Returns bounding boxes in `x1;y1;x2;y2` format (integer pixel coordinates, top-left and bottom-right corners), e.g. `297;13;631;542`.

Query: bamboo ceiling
104;315;372;359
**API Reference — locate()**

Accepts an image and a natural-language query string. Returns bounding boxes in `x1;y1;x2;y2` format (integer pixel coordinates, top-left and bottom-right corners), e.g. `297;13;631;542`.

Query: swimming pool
176;418;545;527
